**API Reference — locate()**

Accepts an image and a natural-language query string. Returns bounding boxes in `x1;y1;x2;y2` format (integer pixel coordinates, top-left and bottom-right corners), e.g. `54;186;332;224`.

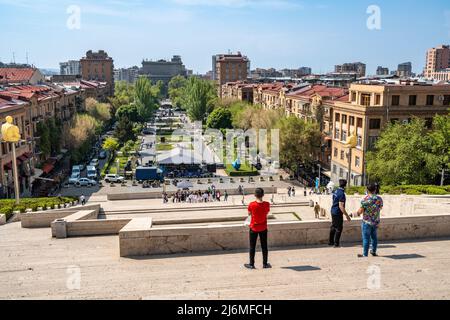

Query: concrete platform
1;221;450;300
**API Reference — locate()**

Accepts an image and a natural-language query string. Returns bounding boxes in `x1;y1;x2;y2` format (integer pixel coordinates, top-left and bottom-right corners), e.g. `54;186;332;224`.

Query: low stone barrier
21;204;101;228
107;187;278;201
51;210;99;238
119;214;450;257
0;214;6;226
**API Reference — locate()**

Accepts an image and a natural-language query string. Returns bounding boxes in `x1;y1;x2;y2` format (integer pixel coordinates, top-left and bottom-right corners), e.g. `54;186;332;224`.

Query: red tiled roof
0;68;37;84
287;85;347;100
0;85;59;102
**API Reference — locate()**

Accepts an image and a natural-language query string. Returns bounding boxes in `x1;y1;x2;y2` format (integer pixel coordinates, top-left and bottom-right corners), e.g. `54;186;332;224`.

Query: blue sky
0;0;449;74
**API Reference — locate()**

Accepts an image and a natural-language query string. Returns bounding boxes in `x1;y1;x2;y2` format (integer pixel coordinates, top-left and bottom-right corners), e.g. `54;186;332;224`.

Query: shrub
0;197;77;221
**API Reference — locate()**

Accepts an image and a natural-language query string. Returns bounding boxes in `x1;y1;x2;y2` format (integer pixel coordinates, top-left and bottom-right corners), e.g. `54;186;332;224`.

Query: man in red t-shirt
245;188;272;270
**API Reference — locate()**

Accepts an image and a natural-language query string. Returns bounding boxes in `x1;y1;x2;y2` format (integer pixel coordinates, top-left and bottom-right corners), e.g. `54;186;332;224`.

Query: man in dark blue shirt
329;179;352;247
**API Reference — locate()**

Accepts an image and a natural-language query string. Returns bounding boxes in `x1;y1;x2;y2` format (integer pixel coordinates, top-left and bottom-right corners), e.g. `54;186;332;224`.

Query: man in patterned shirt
355;183;384;257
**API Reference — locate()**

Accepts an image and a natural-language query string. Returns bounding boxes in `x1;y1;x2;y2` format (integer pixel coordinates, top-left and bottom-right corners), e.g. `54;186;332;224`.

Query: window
426;95;434;106
349;116;355;126
361;94;371;106
333;165;337;174
340;150;345;160
375;94;381;105
342;130;347;142
335;128;340;140
392;95;400;106
369;119;381;130
357;135;363;148
443;95;450;106
334;148;338;158
335;113;340;122
339;168;344;178
342;115;347;124
355;156;361;168
409;95;417;106
368;136;379;150
357;118;363;128
351;92;357;102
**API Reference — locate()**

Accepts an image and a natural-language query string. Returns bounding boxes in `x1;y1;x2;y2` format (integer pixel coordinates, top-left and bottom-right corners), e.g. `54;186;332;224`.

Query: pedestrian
355;183;384;258
287;187;292;197
292;187;296;197
224;190;229;202
314;202;321;219
245;188;272;270
329;179;352;248
304;187;307;197
80;194;86;206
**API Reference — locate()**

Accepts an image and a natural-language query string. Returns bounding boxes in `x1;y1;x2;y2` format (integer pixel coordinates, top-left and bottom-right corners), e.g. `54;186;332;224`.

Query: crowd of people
162;185;229;204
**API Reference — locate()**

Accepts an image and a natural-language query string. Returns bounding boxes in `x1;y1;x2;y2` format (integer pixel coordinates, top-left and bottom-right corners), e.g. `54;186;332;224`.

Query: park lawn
157;135;189;143
225;163;259;177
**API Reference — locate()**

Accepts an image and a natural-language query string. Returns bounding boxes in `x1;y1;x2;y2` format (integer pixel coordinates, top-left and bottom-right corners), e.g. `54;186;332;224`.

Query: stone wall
119;214;450;257
21;204;101;229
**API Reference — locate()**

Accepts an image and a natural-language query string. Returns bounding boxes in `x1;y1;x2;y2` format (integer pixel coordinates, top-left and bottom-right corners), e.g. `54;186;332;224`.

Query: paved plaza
1;220;450;300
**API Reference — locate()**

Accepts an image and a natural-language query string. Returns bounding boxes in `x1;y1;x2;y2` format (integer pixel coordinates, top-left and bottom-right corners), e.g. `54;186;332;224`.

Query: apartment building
424;45;450;79
213;53;250;97
334;62;366;78
330;83;450;186
80;50;114;96
60;60;81;76
221;81;255;103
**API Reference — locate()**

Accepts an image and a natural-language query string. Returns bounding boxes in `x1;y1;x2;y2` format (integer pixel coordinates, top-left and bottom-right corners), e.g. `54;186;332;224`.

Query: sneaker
263;263;272;269
334;245;341;248
244;264;256;270
370;251;378;257
357;254;368;258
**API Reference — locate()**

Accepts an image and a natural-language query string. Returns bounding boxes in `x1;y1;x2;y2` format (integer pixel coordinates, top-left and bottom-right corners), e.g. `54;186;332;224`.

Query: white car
90;159;99;168
68;174;80;185
75;178;97;187
104;174;125;183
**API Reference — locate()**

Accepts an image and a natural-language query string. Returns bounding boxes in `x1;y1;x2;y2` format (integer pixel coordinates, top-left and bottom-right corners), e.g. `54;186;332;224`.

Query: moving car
87;166;98;180
104;174;125;183
90;159;99;168
75;178;97;187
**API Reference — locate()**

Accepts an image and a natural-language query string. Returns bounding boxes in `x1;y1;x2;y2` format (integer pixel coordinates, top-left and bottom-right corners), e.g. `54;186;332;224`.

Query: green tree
276;117;322;171
116;104;139;123
114;116;136;144
366;118;438;185
109;81;135;115
36;122;51;157
206;107;233;129
183;77;216;121
429;113;450;185
135;77;158;121
102;137;120;157
168;75;187;108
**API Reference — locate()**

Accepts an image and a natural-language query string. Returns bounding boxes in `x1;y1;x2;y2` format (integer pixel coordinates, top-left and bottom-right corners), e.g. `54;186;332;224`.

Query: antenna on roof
12;52;16;64
26;52;29;65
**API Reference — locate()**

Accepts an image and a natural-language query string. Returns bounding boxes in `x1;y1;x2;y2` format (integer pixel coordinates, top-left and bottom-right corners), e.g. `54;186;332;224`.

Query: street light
344;130;358;187
1;116;21;205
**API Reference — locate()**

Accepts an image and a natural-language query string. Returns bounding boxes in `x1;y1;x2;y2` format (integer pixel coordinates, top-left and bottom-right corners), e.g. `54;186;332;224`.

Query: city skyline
1;0;450;74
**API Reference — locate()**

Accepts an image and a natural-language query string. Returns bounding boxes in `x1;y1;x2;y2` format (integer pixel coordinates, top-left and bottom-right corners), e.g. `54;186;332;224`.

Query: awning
42;163;55;174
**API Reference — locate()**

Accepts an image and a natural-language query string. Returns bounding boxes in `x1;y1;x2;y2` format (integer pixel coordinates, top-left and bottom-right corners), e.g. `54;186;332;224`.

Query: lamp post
344;130;358;187
1;116;21;205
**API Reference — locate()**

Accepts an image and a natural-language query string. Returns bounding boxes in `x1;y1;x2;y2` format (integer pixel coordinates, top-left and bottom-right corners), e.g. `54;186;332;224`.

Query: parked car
104;174;125;183
69;174;80;185
98;151;107;160
75;178;97;187
71;165;81;177
90;159;99;167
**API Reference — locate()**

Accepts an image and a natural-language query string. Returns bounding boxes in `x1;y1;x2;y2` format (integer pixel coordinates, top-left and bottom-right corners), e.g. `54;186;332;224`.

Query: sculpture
1;116;21;143
344;130;357;149
232;158;241;171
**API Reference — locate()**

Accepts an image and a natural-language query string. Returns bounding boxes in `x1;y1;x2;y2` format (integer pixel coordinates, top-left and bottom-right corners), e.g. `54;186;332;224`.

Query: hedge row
0;197;77;220
346;185;450;196
225;164;259;177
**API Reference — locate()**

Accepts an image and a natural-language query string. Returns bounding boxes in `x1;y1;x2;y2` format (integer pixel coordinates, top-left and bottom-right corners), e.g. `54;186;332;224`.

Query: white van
87;166;98;180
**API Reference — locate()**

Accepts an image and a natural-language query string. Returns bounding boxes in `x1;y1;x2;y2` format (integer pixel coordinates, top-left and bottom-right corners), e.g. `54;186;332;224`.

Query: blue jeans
361;222;378;256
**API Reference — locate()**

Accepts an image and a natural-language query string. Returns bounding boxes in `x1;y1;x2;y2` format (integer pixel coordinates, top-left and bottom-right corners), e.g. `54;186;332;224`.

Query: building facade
60;60;81;76
335;62;366;78
376;66;389;76
80;50;114;96
424;45;450;78
397;62;413;77
330;83;450;186
213;52;250;96
140;56;187;85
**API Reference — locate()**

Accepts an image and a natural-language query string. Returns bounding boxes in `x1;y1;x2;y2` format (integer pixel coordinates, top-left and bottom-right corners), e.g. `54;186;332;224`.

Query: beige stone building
214;53;249;97
331;83;450;186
